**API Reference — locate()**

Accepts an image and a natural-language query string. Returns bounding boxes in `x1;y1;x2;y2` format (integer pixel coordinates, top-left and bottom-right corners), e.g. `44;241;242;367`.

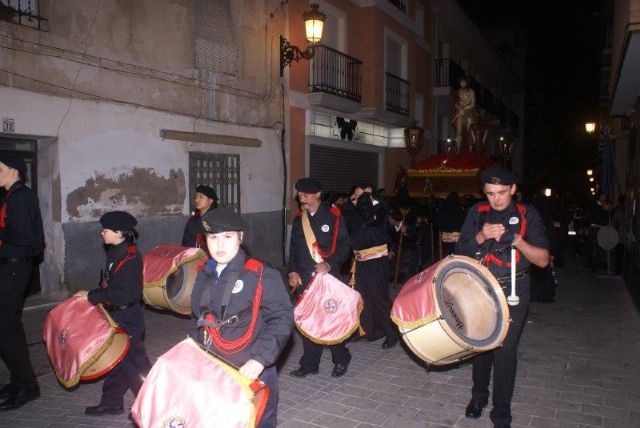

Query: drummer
190;208;293;428
182;185;218;248
455;167;549;428
75;211;152;416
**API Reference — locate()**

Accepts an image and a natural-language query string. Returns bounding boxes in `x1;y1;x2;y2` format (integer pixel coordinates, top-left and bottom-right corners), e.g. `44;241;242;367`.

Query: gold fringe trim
390;314;439;331
295;301;364;346
55;304;122;388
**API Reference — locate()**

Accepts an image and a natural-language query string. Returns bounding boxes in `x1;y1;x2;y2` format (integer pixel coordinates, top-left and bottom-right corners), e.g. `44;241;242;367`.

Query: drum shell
142;246;206;315
391;255;509;365
43;296;130;387
131;338;268;428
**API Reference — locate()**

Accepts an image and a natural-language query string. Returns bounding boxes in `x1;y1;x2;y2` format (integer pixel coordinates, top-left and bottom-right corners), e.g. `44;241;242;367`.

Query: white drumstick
507;246;519;306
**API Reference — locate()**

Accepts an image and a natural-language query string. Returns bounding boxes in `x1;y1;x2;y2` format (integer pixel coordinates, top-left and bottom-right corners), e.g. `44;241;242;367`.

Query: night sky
459;0;604;196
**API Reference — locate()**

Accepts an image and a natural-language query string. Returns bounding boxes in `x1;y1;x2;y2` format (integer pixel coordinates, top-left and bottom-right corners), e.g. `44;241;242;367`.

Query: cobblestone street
1;255;639;427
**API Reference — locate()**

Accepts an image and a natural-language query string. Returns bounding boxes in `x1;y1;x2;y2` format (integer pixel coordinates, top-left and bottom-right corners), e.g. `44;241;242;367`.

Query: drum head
165;265;185;299
435;259;505;348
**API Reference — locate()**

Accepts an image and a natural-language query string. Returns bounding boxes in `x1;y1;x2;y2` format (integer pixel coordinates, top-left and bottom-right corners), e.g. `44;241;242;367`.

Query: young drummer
190;208;293;428
76;211;151;416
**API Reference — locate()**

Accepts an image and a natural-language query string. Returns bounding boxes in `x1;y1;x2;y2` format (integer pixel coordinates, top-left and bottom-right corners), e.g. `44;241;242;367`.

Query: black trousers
257;365;278;428
471;283;529;427
299;337;350;370
355;257;397;340
100;305;151;407
0;262;38;389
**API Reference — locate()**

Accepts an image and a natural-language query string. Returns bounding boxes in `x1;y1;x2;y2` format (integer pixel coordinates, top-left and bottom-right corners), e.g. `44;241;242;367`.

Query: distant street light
587;169;593;176
589;177;594;182
585;122;596;134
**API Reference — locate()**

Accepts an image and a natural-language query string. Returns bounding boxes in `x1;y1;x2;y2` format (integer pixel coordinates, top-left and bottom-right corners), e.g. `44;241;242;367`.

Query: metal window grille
194;0;238;76
189;152;241;213
0;0;47;30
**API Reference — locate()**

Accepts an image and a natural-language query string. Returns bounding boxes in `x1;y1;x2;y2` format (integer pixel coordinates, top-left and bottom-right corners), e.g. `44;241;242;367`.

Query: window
0;0;47;30
189;152;241;212
194;0;238;76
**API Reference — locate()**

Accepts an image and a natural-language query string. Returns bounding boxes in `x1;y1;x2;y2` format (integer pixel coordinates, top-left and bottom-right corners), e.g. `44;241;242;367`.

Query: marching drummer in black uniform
191;208;293;428
456;167;549;428
288;178;352;378
0;154;44;411
182;185;218;248
349;185;398;348
76;211;152;416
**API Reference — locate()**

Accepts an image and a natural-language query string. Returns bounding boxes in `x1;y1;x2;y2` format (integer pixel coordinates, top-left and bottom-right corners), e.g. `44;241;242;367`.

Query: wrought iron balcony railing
0;0;47;30
310;45;363;103
385;72;409;116
388;0;407;12
434;58;465;88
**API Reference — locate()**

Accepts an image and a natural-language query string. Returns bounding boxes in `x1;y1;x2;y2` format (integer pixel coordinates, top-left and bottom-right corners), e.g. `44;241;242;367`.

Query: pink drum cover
131;338;267;428
294;273;363;345
390;262;439;328
143;245;206;286
43;296;119;388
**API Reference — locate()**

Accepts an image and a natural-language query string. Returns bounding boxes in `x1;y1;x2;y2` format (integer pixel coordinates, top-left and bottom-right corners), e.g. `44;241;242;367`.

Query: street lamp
585;122;596;134
280;3;326;76
587;169;593;176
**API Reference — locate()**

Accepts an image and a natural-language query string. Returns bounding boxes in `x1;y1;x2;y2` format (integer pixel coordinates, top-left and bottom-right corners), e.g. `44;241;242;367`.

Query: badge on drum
323;298;339;314
321;224;330;233
163;415;186;428
232;279;244;294
58;328;71;350
509;216;519;225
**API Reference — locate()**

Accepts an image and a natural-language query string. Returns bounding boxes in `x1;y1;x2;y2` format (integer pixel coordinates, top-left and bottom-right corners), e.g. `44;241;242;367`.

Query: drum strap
300;207;341;263
0;188;12;229
201;259;264;354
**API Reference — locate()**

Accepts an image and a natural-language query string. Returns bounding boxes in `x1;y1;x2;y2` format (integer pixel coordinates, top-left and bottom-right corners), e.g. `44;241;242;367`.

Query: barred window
0;0;47;30
194;0;238;76
189;152;241;213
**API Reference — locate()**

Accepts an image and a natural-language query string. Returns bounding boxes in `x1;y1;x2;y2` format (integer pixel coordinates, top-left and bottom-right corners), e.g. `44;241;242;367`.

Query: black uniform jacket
88;242;145;337
456;201;549;279
288;204;351;287
191;249;293;368
181;213;206;248
350;200;390;251
0;181;45;258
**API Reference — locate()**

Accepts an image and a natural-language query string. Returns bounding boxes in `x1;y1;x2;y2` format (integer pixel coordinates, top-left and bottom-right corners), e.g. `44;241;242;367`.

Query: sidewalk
1;255;639;427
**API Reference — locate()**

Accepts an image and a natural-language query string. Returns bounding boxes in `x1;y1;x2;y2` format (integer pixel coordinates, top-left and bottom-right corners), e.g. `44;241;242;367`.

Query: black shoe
0;384;16;400
464;398;488;419
331;354;351;378
288;366;319;378
0;386;40;412
382;337;398;349
85;404;125;416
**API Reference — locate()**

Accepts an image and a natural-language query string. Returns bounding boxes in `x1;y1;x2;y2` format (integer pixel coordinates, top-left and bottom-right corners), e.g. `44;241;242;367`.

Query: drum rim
433;256;508;349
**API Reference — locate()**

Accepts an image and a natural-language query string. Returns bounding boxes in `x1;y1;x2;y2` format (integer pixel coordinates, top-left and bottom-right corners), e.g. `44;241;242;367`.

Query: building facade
0;0;287;297
284;0;432;208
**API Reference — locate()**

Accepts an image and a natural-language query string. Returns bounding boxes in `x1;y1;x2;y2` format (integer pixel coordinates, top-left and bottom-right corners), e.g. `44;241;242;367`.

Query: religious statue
452;77;476;153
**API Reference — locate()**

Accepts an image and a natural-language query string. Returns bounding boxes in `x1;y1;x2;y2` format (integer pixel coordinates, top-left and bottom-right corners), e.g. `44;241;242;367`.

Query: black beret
0;152;27;177
295;177;322;193
100;211;137;231
480;167;517;185
201;207;247;234
195;185;217;201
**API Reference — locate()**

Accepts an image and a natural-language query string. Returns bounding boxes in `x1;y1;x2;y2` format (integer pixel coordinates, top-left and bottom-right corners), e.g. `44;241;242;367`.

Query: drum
143;245;207;315
131;338;269;428
43;296;130;388
390;255;509;365
294;272;363;345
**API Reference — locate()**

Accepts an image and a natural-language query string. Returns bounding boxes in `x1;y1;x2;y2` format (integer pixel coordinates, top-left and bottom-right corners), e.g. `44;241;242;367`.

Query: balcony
310;45;362;103
388;0;407;12
434;58;465;88
385;72;409;116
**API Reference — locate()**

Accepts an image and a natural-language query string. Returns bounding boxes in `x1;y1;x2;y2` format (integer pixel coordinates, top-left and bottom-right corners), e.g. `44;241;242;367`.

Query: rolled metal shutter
309;145;379;193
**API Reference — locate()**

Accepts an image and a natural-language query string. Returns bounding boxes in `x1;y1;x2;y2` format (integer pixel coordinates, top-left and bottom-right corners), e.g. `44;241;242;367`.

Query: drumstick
507;246;519;306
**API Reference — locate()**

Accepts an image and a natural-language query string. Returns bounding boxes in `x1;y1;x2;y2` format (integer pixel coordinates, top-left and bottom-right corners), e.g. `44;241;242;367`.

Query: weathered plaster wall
1;85;285;295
